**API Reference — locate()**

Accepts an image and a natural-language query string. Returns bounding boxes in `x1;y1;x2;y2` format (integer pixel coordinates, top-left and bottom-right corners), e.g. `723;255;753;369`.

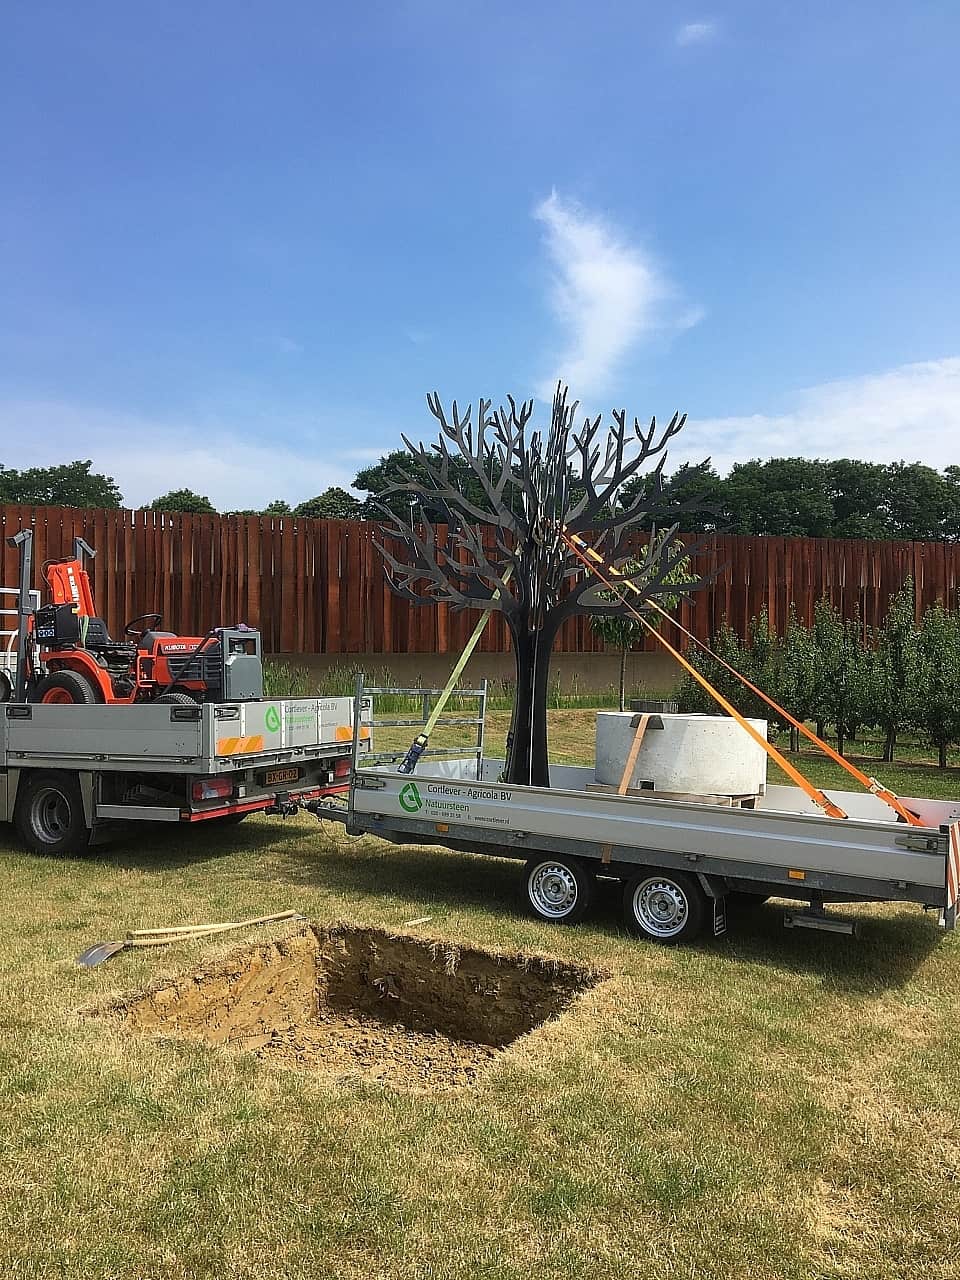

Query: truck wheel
623;869;706;944
15;772;92;857
524;855;594;925
32;670;102;705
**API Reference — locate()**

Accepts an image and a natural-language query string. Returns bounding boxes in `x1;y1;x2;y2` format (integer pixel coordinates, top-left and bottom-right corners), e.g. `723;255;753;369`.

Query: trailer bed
344;756;960;929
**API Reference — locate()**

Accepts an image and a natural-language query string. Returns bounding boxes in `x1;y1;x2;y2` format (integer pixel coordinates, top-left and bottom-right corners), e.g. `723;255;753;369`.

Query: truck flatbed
2;695;365;854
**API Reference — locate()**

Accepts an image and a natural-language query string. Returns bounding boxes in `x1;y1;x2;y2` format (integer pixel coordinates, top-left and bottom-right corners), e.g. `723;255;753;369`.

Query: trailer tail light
334;755;351;778
192;777;234;802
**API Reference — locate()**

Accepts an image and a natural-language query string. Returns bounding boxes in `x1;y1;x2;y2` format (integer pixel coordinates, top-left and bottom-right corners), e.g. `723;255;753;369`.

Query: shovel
76;910;303;968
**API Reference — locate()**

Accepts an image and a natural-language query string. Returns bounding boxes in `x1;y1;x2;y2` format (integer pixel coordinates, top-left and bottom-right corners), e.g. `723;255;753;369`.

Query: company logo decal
399;782;422;813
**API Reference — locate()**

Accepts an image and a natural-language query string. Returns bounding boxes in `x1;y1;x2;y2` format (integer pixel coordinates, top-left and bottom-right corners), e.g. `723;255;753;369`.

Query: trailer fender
696;873;729;937
695;872;728;899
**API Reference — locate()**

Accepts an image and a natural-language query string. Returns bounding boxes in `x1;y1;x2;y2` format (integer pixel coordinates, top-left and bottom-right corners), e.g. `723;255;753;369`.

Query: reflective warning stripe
216;735;266;756
947;825;960;911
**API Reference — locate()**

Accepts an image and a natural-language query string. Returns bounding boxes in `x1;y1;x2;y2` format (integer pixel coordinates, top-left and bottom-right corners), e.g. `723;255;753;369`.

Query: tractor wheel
155;690;200;705
32;670;102;705
0;670;11;703
15;771;92;857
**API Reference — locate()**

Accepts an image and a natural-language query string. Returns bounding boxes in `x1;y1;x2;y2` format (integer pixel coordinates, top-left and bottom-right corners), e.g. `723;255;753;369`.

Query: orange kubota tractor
10;533;263;706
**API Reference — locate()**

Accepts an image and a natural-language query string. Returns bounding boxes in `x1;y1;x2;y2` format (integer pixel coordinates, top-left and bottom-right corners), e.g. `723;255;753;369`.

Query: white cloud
669;358;960;474
676;20;717;46
0;399;364;509
533;191;699;399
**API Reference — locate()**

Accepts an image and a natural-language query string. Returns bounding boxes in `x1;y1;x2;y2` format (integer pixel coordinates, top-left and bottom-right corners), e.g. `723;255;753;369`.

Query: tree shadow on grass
265;837;942;994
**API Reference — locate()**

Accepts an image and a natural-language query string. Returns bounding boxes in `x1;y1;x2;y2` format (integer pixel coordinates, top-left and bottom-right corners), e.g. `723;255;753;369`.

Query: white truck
1;695;366;855
0;549;367;854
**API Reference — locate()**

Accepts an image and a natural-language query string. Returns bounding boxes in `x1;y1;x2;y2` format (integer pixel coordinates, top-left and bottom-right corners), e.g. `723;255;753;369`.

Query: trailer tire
623;869;706;944
15;771;92;857
524;855;594;925
32;670;101;705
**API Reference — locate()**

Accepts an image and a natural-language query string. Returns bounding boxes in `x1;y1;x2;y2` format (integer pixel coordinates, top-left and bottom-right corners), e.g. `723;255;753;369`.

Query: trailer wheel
32;670;102;705
15;772;92;857
623;869;706;944
524;855;594;925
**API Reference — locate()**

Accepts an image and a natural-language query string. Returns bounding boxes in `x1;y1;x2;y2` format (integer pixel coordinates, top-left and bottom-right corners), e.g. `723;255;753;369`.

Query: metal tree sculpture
376;384;711;787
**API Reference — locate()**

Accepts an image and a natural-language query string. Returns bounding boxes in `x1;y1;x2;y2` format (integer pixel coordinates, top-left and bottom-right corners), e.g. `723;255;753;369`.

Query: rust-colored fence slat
2;506;960;654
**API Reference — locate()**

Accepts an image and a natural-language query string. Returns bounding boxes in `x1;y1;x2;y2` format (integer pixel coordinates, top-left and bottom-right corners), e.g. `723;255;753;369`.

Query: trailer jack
783;899;858;937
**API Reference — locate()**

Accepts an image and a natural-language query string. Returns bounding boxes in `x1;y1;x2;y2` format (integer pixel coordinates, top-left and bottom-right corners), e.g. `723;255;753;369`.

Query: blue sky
2;1;959;508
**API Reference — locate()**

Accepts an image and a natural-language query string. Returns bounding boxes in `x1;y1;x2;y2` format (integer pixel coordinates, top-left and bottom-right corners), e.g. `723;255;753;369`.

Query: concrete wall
266;649;681;696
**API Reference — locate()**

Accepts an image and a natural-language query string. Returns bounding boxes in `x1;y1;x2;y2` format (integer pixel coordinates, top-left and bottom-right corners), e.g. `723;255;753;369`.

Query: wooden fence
2;505;959;655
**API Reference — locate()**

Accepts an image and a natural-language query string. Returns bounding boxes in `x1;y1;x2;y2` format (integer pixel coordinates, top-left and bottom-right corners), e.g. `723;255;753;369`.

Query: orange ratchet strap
562;531;849;820
563;528;925;825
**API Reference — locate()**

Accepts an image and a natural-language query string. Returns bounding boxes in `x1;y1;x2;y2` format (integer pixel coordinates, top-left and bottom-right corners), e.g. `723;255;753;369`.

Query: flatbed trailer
1;695;367;855
313;684;960;944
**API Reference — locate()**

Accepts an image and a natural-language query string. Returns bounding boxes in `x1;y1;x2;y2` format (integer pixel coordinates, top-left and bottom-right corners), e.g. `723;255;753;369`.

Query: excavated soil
110;924;603;1089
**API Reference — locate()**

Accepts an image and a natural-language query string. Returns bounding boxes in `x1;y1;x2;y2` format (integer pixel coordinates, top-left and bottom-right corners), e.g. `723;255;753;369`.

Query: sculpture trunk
503;621;560;788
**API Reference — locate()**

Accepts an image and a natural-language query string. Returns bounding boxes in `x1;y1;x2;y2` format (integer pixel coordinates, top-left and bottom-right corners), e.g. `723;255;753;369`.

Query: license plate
261;766;301;786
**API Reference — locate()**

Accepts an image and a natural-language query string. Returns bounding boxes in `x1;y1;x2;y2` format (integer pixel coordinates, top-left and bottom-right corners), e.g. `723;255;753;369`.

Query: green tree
943;466;960;540
811;598;869;756
912;603;960;768
294;487;364;519
147;488;216;514
867;580;920;761
617;462;726;532
776;606;820;750
262;499;292;516
675;622;754;717
884;462;954;540
723;458;834;536
826;459;890;539
0;460;123;508
354;449;486;520
589;553;691;710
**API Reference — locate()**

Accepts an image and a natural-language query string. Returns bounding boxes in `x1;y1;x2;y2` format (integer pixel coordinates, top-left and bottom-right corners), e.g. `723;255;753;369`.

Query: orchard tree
812;598;868;756
589;551;692;710
376;384;711;786
867;580;920;761
777;605;820;750
913;604;960;768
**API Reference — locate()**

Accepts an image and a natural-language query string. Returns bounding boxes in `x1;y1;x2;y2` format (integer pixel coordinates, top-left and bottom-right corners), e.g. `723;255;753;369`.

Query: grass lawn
2;709;960;1278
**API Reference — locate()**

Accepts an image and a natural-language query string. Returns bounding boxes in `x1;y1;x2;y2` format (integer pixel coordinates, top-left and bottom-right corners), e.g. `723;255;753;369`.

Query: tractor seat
82;617;136;654
139;630;178;650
